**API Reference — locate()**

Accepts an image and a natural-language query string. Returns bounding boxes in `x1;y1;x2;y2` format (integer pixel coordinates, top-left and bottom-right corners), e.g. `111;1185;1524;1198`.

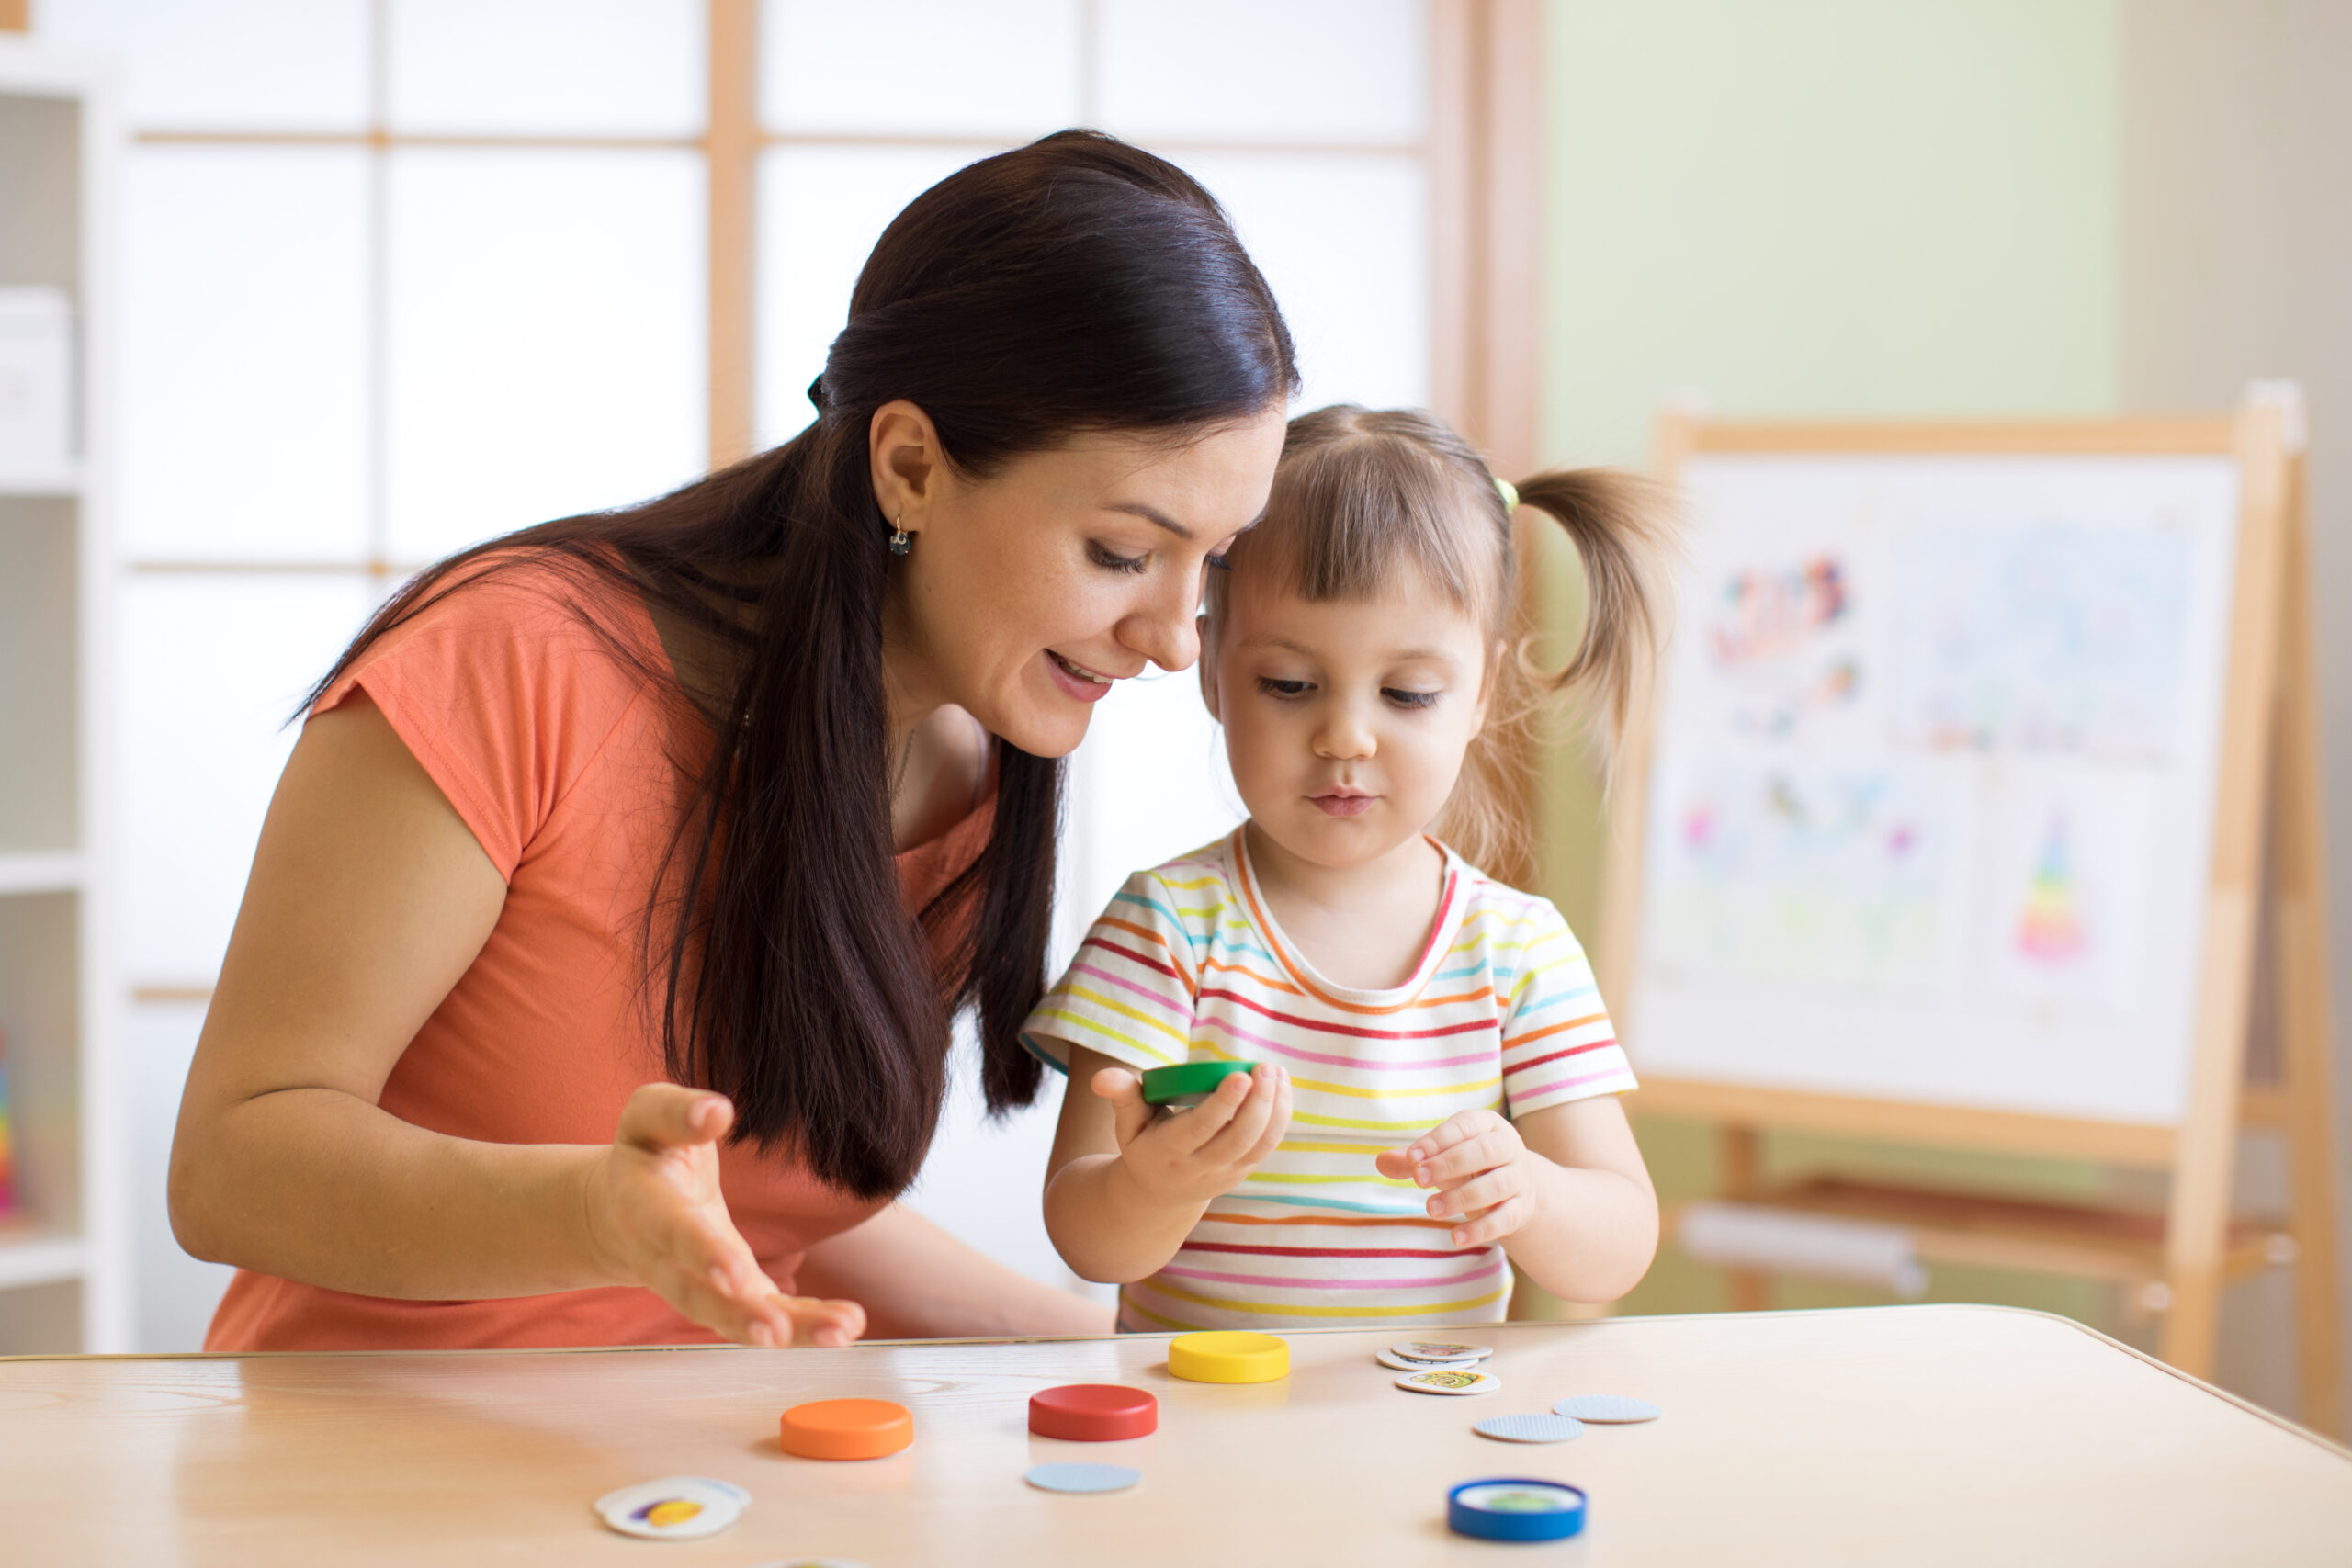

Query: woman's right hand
1091;1061;1292;1208
582;1083;867;1348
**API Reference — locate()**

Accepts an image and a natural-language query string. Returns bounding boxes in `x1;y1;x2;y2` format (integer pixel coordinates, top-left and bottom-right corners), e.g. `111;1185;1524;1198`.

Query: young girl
1026;405;1671;1333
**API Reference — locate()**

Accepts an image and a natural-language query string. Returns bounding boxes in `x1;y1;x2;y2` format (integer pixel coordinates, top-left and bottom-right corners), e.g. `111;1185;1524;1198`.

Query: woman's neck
1242;819;1446;991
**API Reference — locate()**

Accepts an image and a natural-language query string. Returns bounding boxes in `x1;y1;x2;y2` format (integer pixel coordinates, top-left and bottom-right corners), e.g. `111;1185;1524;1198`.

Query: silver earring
889;514;911;556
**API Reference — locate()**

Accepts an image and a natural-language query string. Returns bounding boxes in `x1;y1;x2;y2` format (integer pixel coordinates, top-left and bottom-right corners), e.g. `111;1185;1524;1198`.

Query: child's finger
1239;1068;1294;1167
1199;1063;1284;1164
1413;1125;1523;1190
1158;1064;1256;1154
1091;1067;1153;1149
1390;1110;1501;1172
1447;1195;1529;1249
1428;1166;1521;1222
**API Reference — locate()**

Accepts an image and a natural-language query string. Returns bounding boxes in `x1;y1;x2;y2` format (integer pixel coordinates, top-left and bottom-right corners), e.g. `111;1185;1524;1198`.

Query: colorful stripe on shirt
1023;830;1634;1333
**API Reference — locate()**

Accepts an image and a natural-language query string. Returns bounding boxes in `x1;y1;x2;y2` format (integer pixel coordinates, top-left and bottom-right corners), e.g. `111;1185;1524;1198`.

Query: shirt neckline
1227;827;1467;1013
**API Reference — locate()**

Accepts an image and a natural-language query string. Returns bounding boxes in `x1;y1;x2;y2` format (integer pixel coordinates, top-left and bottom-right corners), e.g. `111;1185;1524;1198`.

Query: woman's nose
1121;572;1204;672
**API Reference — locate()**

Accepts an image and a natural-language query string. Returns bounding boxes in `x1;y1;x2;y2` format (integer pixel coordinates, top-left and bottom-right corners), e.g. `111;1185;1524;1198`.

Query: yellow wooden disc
1167;1330;1289;1384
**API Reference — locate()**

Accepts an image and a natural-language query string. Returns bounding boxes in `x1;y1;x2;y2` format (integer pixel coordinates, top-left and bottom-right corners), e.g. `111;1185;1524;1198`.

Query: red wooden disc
1028;1383;1158;1441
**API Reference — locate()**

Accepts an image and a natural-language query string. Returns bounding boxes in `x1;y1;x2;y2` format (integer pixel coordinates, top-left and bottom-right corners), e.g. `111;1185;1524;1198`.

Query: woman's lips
1309;792;1375;818
1046;649;1115;704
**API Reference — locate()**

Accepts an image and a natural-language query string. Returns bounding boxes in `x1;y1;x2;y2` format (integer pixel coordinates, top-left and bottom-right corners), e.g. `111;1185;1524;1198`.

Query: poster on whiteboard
1627;454;2241;1128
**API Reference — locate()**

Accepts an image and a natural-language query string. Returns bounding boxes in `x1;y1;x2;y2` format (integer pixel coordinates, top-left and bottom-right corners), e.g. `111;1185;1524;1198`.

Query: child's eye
1088;542;1148;575
1384;688;1441;710
1256;677;1312;699
1205;553;1231;571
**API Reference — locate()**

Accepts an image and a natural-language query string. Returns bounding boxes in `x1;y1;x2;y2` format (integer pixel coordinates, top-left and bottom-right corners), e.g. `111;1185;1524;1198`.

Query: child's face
1203;565;1491;869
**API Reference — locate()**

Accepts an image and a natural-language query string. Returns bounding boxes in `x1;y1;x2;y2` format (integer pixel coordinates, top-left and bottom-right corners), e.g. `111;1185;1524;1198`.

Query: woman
168;132;1296;1350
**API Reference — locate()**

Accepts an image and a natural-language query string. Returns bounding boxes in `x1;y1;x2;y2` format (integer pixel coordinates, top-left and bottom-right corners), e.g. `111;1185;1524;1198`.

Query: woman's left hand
1375;1110;1540;1248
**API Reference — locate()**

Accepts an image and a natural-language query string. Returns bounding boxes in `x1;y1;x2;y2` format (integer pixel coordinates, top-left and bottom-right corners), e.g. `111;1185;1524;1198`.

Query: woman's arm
1374;1097;1658;1303
1040;1044;1292;1283
792;1203;1112;1339
169;694;858;1347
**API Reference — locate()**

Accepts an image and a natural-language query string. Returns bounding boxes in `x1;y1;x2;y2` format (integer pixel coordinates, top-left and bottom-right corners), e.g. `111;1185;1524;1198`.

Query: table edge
9;1302;2343;1461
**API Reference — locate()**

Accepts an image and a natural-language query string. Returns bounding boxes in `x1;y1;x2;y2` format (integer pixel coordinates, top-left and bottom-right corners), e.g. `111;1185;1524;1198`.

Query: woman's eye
1205;553;1232;571
1256;677;1312;699
1384;688;1441;710
1088;542;1149;575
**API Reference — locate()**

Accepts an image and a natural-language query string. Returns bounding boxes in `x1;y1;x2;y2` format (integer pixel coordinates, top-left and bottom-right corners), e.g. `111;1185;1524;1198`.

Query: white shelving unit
0;41;125;1355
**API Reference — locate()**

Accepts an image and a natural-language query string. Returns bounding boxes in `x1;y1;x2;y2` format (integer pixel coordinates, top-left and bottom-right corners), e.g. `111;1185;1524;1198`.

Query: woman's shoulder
311;548;674;876
325;549;658;709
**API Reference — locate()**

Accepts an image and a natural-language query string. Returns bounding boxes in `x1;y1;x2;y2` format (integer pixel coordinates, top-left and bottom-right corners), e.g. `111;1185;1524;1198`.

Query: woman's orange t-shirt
205;558;990;1351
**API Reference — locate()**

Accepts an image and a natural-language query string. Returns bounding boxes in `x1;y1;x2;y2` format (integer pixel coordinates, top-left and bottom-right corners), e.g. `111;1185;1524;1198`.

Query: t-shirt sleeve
1499;899;1637;1116
310;562;642;882
1021;870;1199;1076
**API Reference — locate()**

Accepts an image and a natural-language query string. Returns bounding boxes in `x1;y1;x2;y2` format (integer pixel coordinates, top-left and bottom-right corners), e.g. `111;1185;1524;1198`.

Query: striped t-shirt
1023;829;1635;1333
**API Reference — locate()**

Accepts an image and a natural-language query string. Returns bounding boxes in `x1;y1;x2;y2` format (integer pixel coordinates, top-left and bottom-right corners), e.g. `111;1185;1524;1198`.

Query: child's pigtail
1508;468;1677;760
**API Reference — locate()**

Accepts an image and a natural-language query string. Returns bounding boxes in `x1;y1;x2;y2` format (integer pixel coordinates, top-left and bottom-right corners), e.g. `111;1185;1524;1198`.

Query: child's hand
1376;1110;1539;1248
1091;1062;1292;1208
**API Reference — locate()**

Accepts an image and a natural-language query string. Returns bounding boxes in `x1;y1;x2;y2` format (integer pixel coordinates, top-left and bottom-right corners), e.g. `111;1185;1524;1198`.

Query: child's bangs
1227;431;1496;621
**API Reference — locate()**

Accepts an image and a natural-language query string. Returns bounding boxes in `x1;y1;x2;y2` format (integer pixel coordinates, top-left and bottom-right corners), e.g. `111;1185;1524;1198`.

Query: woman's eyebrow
1103;501;1194;540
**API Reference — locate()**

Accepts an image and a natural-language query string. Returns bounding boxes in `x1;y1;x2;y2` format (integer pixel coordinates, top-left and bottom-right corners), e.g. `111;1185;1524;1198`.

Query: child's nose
1315;703;1377;761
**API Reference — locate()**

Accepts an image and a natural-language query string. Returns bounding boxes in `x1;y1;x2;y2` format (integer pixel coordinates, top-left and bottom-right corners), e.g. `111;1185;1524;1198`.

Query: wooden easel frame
1597;389;2344;1434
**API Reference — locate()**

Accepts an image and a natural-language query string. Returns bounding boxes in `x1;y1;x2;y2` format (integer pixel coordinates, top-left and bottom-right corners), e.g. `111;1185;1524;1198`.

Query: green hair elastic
1495;476;1518;511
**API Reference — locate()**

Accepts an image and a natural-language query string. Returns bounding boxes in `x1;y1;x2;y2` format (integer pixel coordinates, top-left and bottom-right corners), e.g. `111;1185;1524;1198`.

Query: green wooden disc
1140;1060;1257;1106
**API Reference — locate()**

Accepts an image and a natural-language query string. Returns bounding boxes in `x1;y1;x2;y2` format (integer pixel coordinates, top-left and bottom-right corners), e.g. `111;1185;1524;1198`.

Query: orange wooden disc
779;1397;913;1461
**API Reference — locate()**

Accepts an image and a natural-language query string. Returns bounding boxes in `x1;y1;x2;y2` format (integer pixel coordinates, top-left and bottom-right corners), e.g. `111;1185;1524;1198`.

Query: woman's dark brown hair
304;131;1297;1198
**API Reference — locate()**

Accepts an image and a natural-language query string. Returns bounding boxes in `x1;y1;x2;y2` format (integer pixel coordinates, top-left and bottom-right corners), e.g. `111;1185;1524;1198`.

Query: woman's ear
868;400;944;535
1197;615;1224;724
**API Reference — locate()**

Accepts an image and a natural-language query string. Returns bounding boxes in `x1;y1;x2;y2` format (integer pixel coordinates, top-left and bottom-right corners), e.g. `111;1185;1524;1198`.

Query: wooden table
5;1304;2348;1564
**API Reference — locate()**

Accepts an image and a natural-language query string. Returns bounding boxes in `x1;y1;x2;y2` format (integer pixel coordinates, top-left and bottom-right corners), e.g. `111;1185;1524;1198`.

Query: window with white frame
36;0;1484;1348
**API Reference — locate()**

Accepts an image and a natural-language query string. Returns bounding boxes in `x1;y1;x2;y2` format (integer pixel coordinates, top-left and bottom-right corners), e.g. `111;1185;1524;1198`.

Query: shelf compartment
0;852;81;897
0;1228;85;1292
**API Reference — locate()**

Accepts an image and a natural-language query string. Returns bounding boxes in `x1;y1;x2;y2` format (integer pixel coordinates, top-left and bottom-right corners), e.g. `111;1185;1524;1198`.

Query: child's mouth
1309;792;1375;818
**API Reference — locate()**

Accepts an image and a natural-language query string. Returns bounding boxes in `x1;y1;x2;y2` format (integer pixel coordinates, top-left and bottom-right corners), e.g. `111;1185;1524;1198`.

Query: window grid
117;0;1540;999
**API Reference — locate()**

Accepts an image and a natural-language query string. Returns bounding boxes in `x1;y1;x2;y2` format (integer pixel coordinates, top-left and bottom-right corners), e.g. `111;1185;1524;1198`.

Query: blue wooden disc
1448;1478;1588;1540
1473;1413;1584;1444
1025;1462;1141;1495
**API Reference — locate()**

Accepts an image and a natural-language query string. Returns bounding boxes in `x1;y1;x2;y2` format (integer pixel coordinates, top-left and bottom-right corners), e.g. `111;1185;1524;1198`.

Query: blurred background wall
1528;0;2352;1425
4;0;2347;1426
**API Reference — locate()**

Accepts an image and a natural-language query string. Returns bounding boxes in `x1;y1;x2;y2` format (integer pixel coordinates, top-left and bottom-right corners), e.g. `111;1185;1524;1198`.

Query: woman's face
876;402;1287;759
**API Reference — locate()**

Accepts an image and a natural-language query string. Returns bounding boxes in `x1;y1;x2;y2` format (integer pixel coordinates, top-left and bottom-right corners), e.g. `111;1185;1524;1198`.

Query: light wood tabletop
3;1303;2347;1564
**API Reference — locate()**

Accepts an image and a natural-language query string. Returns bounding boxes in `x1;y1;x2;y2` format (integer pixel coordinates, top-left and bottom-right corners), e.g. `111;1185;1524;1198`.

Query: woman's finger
769;1292;867;1348
656;1258;793;1346
616;1080;732;1155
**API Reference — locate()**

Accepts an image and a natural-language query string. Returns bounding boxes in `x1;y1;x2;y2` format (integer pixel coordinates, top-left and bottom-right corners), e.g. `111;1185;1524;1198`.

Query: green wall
1527;0;2123;1323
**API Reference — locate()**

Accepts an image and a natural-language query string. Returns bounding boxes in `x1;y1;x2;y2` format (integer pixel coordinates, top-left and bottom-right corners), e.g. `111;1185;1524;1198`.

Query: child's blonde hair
1205;404;1673;875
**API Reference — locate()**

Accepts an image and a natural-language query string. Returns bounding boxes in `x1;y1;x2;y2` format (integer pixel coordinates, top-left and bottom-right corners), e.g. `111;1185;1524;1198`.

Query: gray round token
1474;1413;1585;1444
1025;1462;1141;1495
1553;1394;1661;1423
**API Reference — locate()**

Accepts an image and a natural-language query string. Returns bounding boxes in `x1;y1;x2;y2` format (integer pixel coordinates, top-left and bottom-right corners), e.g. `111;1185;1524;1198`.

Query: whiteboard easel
1598;389;2342;1433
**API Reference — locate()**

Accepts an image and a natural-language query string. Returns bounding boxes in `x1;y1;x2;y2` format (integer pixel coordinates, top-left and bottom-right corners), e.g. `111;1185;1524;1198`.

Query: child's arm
1042;1045;1294;1284
1373;1096;1657;1303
